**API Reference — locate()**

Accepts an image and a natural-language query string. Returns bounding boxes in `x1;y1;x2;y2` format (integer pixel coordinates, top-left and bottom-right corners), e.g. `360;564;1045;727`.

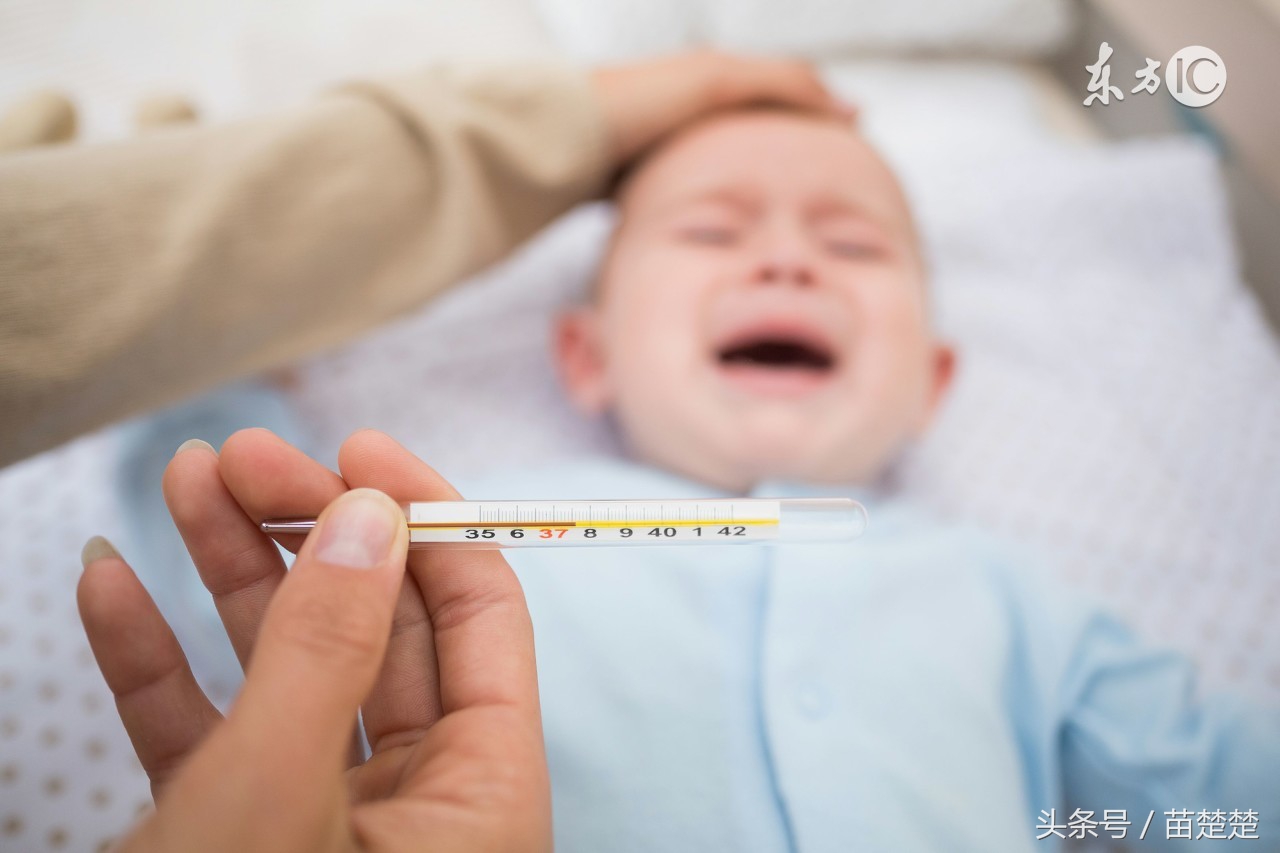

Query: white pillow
709;0;1074;57
532;0;1075;60
532;0;698;62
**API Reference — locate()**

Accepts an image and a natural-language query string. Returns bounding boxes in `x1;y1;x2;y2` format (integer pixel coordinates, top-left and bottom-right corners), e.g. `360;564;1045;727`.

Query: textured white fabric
894;140;1280;704
0;433;150;852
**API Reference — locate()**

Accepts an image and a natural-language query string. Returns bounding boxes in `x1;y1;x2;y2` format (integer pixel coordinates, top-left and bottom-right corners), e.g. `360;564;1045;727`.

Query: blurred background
1;0;1278;850
2;0;1278;320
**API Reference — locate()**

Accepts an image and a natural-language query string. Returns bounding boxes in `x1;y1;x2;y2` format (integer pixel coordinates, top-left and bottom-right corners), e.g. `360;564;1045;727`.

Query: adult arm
0;63;609;466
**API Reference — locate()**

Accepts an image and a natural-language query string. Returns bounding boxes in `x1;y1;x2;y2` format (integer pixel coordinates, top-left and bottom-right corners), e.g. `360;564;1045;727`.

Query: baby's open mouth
714;329;839;398
718;338;835;372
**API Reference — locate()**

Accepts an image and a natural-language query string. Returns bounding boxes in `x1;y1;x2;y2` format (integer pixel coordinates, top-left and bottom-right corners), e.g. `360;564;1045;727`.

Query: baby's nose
754;255;816;287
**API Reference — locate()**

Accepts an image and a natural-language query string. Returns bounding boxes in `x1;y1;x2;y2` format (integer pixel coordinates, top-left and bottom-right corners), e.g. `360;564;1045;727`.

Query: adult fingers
359;572;440;754
336;432;447;752
217;427;350;556
234;487;408;773
218;428;445;753
162;439;289;669
186;429;369;766
592;50;854;163
337;431;539;721
217;428;391;767
711;54;855;119
337;432;549;850
136;489;409;851
77;539;222;797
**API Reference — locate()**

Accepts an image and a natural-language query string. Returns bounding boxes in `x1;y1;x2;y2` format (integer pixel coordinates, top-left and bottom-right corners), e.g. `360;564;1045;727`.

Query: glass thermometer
261;498;867;549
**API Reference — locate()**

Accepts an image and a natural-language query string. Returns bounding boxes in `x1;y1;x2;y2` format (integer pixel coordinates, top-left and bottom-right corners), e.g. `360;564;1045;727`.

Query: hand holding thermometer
262;498;867;549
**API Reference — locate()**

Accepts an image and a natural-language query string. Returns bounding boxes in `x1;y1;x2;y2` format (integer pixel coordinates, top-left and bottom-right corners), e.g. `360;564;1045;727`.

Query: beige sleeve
0;63;611;467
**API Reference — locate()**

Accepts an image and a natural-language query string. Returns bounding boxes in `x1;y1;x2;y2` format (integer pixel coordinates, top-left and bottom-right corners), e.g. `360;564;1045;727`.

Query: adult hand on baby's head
592;50;854;163
77;429;548;852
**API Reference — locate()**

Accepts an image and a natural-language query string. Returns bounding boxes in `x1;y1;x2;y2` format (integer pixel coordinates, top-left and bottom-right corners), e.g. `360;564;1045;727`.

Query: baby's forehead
618;110;911;228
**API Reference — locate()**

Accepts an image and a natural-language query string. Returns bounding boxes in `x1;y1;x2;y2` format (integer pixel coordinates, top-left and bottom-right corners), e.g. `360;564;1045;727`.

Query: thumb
232;487;407;774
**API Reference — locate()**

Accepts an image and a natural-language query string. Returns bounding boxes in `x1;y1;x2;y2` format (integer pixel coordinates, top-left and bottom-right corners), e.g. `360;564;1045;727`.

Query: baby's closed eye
675;223;742;246
813;221;890;262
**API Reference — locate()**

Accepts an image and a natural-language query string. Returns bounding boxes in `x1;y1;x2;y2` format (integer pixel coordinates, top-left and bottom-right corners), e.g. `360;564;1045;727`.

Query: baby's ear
554;307;612;415
914;341;956;434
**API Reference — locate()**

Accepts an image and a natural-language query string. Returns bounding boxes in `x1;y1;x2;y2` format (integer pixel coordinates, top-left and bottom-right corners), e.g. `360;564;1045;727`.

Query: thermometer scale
262;498;866;549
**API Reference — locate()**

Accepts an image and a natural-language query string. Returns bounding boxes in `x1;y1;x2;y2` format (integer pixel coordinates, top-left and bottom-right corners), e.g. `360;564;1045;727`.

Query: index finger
217;428;349;555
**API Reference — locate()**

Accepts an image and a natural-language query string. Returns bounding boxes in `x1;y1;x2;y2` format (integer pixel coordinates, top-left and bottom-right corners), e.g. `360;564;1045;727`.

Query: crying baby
463;107;1280;852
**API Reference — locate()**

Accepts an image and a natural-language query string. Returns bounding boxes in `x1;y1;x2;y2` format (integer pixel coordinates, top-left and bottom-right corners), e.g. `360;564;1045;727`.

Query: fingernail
81;535;121;568
174;438;217;457
311;489;399;570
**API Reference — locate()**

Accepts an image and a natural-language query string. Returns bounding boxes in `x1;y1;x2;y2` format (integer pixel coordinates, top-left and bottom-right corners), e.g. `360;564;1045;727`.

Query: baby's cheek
863;272;928;326
849;331;930;431
863;289;933;376
609;326;687;410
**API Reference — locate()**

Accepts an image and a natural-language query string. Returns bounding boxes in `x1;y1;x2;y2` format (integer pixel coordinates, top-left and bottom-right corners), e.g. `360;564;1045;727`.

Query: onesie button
795;681;830;719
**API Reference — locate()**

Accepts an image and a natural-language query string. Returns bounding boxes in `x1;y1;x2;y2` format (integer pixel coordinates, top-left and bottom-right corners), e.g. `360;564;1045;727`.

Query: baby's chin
624;416;891;493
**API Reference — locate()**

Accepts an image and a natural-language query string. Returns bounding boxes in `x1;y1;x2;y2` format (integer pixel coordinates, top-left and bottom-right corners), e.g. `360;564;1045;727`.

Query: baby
463;109;1280;851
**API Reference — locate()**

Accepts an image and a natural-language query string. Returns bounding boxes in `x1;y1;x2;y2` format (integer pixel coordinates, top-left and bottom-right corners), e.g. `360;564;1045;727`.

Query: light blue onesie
464;456;1279;852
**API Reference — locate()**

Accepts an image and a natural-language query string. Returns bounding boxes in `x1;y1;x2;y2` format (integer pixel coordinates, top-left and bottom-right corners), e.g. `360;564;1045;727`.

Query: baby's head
556;109;954;492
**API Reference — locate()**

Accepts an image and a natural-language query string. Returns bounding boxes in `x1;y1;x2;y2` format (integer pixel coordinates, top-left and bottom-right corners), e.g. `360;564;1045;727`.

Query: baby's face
557;111;953;491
